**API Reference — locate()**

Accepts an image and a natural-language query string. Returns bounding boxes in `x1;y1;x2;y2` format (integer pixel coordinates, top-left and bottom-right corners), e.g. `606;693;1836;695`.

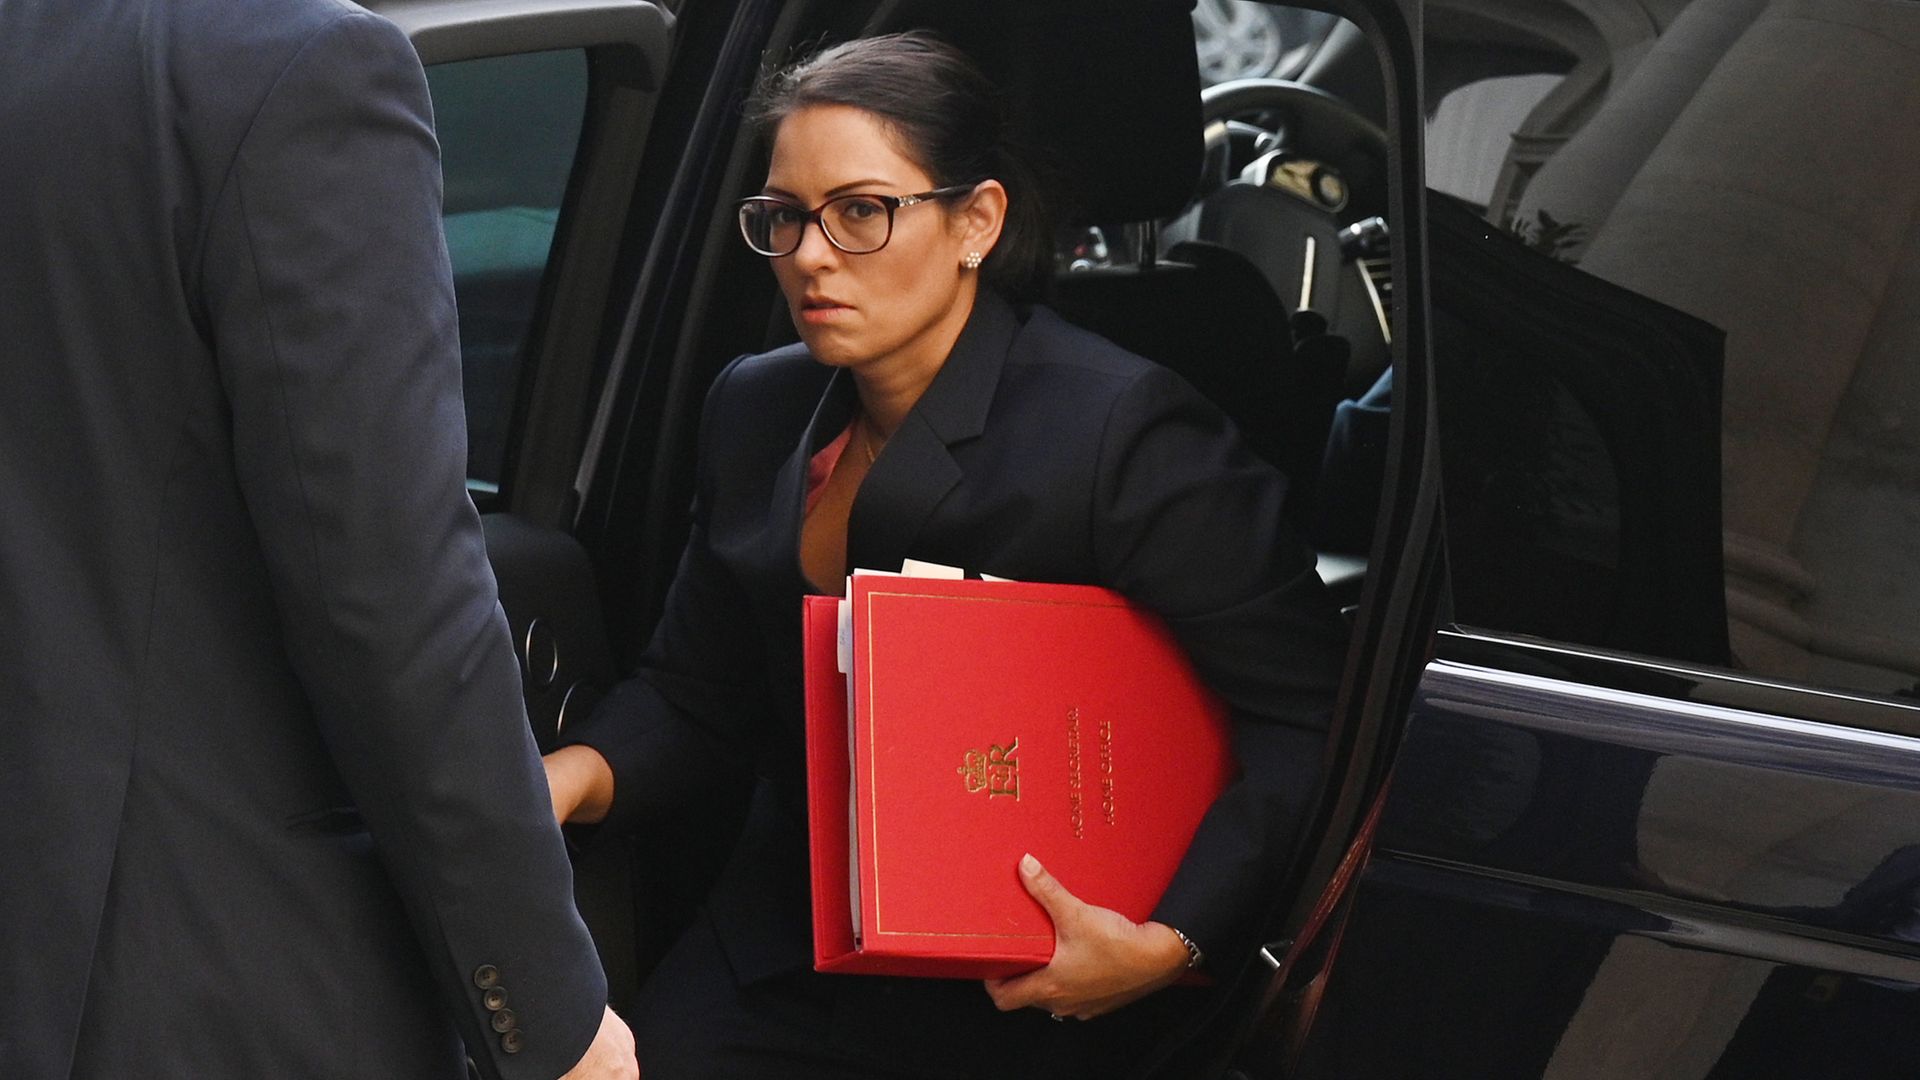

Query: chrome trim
1425;659;1920;759
1258;940;1292;970
1442;627;1920;721
1298;235;1317;312
1356;258;1391;344
522;619;560;690
555;680;583;735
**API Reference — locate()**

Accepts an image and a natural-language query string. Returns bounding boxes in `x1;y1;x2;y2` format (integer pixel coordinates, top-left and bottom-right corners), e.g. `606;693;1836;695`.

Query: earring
962;251;984;270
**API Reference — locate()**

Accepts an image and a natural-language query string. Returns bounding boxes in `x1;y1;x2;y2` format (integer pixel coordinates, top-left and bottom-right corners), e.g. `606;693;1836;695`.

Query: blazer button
491;1008;517;1034
482;986;508;1012
473;965;501;990
501;1029;525;1054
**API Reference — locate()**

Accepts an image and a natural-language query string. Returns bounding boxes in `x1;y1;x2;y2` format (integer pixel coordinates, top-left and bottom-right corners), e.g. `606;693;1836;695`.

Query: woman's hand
983;854;1192;1021
542;744;616;826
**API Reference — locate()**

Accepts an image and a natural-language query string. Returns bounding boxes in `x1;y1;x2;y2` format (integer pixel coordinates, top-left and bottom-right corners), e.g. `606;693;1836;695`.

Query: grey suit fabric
562;290;1345;1072
0;1;605;1077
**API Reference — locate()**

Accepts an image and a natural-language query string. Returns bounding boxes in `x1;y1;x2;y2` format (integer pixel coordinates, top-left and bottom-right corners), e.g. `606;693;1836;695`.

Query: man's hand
982;854;1191;1021
557;1006;639;1079
543;745;616;826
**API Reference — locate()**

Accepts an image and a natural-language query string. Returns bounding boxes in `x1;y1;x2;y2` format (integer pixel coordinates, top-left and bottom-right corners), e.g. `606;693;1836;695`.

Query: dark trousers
634;912;1202;1079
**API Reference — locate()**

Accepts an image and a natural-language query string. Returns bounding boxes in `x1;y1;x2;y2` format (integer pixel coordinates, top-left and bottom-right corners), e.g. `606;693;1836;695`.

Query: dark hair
744;31;1054;301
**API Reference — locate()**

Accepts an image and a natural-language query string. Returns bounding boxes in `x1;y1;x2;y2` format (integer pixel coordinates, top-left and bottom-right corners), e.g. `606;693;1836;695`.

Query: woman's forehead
765;104;931;195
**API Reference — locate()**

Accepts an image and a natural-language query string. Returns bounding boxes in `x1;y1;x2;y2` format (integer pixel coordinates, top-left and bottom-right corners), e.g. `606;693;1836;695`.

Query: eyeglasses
736;184;978;257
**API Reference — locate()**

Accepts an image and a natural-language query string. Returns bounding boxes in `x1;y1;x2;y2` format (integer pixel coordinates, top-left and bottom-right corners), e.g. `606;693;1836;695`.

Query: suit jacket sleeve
1091;364;1347;966
195;12;605;1078
558;355;775;834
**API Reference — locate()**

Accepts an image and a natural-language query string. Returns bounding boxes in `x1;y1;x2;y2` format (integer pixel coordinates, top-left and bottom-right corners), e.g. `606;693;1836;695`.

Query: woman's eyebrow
824;178;894;197
761;179;897;200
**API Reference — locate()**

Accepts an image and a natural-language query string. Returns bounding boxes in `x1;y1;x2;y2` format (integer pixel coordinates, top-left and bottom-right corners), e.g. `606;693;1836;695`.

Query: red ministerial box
803;575;1234;979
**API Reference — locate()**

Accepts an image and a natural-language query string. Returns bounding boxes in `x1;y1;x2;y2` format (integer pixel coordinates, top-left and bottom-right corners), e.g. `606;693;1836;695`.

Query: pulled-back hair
744;32;1054;301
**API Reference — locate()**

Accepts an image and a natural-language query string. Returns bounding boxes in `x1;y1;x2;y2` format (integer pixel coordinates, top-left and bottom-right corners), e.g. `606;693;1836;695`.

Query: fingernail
1021;853;1041;876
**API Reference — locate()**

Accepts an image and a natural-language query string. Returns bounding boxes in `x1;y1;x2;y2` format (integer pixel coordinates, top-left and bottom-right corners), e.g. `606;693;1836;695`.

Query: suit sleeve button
482;987;508;1012
491;1008;517;1034
501;1029;525;1054
472;965;501;990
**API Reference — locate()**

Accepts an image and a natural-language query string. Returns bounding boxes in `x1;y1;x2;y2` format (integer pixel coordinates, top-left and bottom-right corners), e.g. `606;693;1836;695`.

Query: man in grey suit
0;1;637;1077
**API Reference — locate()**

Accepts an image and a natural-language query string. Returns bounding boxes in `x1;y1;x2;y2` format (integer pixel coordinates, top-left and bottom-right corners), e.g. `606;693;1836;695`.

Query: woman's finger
984;970;1049;1012
1017;853;1082;930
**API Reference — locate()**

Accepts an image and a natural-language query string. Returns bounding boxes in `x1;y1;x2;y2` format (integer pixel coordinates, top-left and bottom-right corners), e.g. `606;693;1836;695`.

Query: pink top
803;424;855;515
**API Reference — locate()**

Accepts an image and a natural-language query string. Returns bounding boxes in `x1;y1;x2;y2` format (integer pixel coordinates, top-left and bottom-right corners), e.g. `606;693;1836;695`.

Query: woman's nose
791;217;839;270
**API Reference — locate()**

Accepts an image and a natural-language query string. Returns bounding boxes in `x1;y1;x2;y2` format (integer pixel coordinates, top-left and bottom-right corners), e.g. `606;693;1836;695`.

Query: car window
1425;73;1563;212
1192;0;1343;86
1426;0;1920;704
424;49;590;494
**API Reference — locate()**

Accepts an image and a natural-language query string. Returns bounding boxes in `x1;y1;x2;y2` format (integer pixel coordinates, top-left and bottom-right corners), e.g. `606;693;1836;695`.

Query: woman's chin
795;325;868;368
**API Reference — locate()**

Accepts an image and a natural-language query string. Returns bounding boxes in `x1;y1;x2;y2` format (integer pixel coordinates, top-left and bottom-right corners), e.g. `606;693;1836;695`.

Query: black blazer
0;3;603;1077
569;291;1346;988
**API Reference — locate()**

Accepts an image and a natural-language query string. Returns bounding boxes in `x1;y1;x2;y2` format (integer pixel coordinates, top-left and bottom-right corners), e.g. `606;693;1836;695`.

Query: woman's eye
843;199;884;220
769;206;806;226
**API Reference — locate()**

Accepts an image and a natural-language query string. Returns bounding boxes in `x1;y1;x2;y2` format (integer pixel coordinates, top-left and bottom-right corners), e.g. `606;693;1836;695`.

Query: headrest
870;0;1204;225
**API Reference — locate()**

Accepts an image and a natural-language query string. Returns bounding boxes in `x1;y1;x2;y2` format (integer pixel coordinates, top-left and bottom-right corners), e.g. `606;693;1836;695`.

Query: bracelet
1170;926;1204;970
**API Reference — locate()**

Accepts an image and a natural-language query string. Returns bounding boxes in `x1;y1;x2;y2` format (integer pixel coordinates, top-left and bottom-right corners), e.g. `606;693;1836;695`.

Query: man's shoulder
149;0;408;129
1;0;386;129
176;0;386;48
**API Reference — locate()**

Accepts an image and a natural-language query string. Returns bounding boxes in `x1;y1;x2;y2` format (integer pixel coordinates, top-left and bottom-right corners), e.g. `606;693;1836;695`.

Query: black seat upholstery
1051;240;1346;524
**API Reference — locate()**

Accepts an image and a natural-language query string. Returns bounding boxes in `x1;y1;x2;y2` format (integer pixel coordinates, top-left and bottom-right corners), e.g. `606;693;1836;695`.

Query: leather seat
1051;240;1346;527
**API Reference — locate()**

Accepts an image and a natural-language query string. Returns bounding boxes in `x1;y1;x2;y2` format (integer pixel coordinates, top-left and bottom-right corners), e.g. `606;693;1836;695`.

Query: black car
376;0;1920;1075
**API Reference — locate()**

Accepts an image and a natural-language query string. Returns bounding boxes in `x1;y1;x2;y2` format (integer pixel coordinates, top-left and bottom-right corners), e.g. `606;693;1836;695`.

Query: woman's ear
958;179;1009;259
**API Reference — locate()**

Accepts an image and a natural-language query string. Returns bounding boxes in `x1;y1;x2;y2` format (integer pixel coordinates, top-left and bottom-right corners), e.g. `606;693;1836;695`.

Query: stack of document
804;562;1233;978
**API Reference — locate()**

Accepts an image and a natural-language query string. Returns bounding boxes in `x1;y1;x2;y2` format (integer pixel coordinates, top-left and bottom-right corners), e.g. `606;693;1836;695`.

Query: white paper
899;557;965;579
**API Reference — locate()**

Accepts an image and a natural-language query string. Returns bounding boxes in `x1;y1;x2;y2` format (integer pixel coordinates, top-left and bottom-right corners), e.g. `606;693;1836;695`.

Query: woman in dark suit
543;32;1347;1078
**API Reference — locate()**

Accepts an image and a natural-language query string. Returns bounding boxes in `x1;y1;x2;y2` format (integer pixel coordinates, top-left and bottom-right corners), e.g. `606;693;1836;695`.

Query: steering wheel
1197;78;1390;224
1179;77;1394;400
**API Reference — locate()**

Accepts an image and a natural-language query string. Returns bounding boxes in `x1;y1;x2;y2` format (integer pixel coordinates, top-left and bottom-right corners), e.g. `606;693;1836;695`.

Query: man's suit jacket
0;2;604;1077
567;290;1347;998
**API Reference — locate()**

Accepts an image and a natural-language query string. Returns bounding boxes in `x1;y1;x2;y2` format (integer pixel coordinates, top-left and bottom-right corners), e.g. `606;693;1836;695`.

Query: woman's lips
798;298;853;325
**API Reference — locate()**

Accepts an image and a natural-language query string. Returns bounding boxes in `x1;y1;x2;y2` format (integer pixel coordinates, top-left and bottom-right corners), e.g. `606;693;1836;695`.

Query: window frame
371;0;673;519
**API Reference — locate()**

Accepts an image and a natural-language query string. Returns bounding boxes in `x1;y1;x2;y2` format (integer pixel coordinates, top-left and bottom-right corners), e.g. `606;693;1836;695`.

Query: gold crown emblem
957;739;1020;800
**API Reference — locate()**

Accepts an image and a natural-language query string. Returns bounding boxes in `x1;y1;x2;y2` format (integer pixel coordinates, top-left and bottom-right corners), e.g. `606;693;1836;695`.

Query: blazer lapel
846;292;1020;574
771;366;859;586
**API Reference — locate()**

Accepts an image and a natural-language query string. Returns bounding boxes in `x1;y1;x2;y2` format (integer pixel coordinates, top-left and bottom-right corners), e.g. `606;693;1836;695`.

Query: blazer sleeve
1090;364;1348;967
195;13;605;1079
556;355;776;834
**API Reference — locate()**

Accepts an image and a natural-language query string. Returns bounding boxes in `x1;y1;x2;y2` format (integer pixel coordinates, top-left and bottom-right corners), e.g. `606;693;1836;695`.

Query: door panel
375;0;675;1013
380;0;671;67
482;514;617;751
1297;631;1920;1078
